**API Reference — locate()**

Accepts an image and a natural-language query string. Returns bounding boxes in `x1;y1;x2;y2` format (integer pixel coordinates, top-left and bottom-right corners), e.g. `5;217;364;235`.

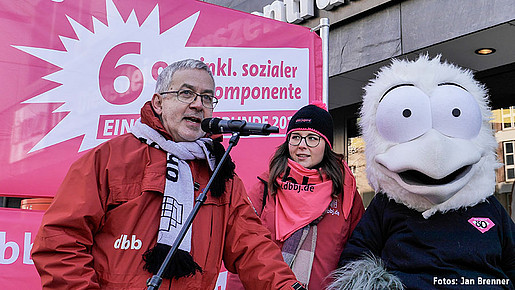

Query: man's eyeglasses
159;89;218;109
288;133;321;148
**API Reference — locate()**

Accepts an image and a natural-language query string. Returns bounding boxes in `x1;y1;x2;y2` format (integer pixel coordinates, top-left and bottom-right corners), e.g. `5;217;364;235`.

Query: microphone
201;118;279;135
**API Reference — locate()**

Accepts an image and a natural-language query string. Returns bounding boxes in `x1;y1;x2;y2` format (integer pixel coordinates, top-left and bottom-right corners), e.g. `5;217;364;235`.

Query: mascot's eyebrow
438;82;468;91
379;84;414;102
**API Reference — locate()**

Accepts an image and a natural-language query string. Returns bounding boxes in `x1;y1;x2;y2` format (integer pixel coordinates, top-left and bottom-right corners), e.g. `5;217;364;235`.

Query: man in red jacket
31;59;305;290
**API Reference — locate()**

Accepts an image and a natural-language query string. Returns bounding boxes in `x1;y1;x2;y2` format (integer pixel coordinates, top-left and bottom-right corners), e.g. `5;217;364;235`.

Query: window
501;107;515;130
504;141;515;181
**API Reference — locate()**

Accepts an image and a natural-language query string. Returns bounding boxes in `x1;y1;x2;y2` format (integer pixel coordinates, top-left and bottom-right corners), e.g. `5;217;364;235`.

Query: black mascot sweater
339;193;515;289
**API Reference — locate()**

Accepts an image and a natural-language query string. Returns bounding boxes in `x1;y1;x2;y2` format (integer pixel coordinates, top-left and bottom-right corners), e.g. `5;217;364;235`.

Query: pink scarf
275;159;333;242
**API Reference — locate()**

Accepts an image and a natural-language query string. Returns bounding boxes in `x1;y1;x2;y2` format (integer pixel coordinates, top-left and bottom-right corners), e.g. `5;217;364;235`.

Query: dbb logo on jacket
114;234;142;250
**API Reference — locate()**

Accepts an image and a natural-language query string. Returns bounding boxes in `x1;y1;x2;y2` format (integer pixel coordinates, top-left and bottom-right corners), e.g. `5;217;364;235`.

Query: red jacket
227;161;365;290
31;103;299;289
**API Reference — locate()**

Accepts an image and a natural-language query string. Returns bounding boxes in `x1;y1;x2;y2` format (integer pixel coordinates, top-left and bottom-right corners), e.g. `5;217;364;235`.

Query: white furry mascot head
360;55;499;218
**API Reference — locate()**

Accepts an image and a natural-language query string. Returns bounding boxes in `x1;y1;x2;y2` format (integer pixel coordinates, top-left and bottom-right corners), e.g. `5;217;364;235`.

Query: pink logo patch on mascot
468;217;495;233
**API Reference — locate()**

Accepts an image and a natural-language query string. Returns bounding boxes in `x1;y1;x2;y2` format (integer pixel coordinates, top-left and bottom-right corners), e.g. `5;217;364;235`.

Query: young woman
226;104;365;290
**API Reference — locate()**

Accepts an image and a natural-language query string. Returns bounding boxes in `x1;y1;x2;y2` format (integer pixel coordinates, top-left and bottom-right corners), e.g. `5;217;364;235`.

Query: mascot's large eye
431;84;482;139
376;85;432;143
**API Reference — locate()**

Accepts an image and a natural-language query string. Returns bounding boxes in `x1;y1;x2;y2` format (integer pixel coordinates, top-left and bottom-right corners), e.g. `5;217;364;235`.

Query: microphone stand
147;132;242;290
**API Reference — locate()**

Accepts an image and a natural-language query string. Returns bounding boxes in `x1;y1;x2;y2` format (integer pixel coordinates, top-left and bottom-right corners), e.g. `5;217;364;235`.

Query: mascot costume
328;55;514;289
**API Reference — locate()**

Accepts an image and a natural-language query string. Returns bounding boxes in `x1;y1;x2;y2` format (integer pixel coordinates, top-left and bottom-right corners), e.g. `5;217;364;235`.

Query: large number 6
99;42;143;105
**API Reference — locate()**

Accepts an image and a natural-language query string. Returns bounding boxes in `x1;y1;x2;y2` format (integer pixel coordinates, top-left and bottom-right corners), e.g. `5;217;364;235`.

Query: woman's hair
268;138;345;199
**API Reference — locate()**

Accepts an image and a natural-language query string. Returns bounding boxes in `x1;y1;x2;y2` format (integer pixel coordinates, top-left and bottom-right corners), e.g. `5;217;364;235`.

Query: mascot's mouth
399;165;472;186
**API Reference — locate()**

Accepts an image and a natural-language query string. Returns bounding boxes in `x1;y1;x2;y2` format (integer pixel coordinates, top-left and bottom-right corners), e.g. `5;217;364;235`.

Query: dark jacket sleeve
338;193;387;267
497;199;515;281
31;147;110;289
222;176;298;290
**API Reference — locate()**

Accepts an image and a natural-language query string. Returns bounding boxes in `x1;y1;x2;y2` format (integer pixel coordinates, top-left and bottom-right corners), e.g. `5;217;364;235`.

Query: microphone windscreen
201;118;221;133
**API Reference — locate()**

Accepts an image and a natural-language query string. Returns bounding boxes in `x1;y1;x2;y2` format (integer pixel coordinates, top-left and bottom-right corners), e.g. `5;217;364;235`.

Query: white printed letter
23;232;34;265
0;232;19;265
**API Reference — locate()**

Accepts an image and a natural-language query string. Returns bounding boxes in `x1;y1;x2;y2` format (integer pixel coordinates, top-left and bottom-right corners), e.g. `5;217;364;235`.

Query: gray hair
154;59;214;93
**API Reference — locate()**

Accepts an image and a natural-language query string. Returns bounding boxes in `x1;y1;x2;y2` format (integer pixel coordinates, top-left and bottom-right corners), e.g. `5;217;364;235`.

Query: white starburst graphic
13;0;199;152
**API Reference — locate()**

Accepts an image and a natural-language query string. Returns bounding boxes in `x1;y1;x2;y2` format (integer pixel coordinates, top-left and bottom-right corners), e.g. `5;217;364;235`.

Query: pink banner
0;0;322;287
0;0;322;197
0;208;43;289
